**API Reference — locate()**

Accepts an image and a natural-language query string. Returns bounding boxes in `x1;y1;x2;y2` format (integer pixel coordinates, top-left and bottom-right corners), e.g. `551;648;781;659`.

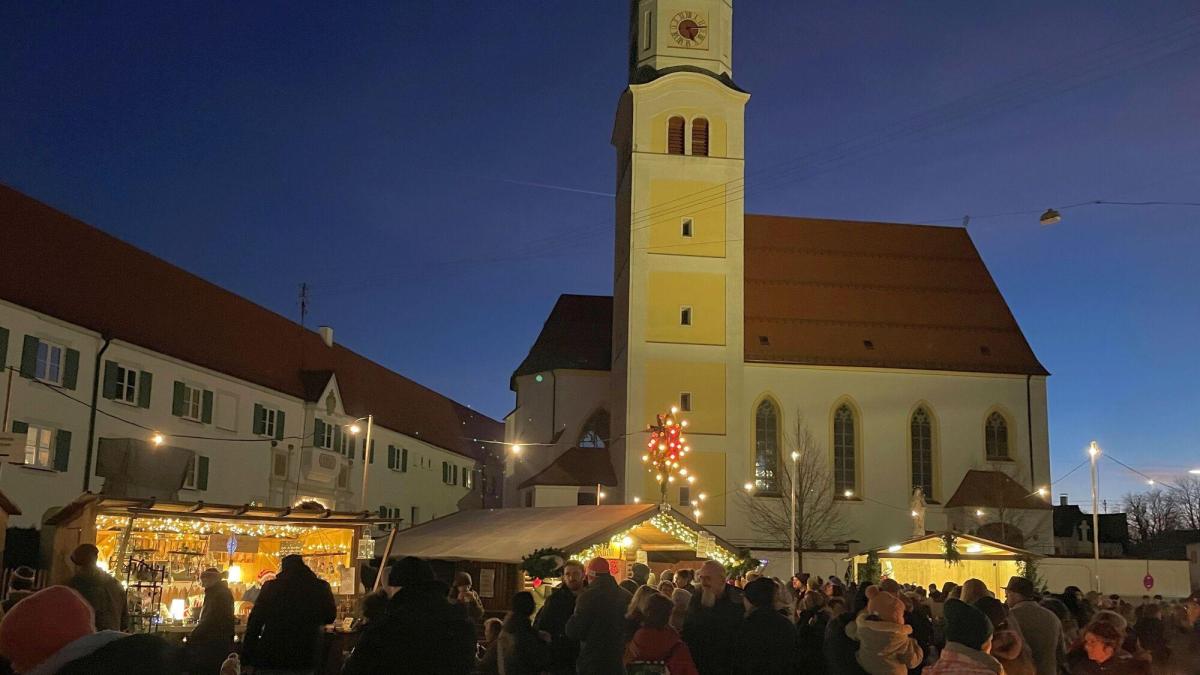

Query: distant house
1053;495;1129;557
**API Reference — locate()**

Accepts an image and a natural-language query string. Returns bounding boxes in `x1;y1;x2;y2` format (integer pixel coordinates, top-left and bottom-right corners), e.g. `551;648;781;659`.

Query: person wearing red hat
565;557;632;674
0;585;179;674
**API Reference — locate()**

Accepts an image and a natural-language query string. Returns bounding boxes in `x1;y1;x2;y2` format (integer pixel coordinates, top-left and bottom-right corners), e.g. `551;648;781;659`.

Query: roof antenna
961;215;971;228
299;282;309;328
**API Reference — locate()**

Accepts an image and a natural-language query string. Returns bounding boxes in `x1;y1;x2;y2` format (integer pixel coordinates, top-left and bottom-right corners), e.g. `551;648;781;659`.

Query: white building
0;185;504;529
505;0;1055;562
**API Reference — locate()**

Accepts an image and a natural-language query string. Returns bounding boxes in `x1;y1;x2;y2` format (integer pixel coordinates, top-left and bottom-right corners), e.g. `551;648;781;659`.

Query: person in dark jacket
565;557;633;675
187;568;235;675
534;560;584;674
499;591;552;675
64;544;128;632
797;589;833;674
733;577;795;674
1070;621;1151;675
681;560;745;675
620;562;651;595
0;585;182;675
825;583;872;675
342;556;477;675
241;554;336;674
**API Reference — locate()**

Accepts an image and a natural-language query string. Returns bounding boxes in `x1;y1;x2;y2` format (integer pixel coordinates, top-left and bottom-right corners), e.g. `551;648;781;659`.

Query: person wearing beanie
449;570;485;623
732;577;796;674
1;566;37;613
974;596;1034;675
0;585;180;675
925;599;1000;675
565;557;632;674
625;593;699;675
64;544;128;631
187;568;235;675
845;587;923;675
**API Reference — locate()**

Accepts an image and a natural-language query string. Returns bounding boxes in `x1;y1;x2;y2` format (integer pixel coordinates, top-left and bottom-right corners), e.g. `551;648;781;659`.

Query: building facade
506;0;1055;557
0;186;503;530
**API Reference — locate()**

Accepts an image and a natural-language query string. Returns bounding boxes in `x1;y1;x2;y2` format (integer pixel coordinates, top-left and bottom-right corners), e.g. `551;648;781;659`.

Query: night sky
3;1;1198;507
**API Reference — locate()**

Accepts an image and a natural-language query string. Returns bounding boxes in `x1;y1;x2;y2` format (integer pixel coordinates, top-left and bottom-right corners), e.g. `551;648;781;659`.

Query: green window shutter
197;456;210;490
200;390;214;423
12;420;28;435
137;371;153;408
19;336;38;379
401;448;408;473
62;349;80;390
172;381;186;417
0;326;10;370
252;404;265;435
332;424;343;454
314;418;325;446
102;361;119;399
378;505;386;518
369;439;375;463
274;410;285;440
346;436;356;459
387;445;396;469
53;429;72;472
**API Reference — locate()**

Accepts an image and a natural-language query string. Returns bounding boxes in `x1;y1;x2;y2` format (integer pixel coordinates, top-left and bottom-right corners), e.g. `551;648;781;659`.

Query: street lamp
1088;441;1101;592
1189;469;1200;475
346;415;374;511
790;450;800;576
1039;209;1062;226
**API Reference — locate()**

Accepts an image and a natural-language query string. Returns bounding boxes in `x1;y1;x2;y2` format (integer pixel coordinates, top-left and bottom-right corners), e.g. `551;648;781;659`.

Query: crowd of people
0;544;1196;675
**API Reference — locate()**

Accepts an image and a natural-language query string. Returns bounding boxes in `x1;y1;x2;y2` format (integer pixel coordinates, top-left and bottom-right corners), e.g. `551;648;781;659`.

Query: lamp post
348;415;374;511
1088;441;1101;593
790;450;800;577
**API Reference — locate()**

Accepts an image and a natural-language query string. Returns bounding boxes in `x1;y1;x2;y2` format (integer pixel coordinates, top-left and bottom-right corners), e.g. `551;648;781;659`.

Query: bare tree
1175;475;1200;531
1125;491;1152;542
734;415;845;573
1125;488;1181;542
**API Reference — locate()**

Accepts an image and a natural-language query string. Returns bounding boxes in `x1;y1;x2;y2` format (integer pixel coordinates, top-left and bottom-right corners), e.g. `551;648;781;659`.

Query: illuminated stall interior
850;532;1035;590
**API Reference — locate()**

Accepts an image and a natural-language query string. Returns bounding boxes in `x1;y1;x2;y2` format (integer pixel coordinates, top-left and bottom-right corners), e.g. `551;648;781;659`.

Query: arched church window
667;116;686;154
691;118;709;156
833;404;857;496
911;407;934;499
985;411;1009;460
754;399;780;494
578;410;610;448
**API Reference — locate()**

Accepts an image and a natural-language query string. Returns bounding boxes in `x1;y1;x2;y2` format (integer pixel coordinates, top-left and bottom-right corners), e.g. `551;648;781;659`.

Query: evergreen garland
941;533;961;565
722;549;760;580
520;547;569;580
861;550;881;584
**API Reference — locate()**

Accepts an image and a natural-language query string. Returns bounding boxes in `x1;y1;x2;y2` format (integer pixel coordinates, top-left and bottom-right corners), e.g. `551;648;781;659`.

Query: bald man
682;560;745;675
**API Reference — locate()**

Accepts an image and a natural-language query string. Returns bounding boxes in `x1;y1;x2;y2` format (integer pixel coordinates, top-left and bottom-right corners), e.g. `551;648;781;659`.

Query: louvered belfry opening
691;118;709;156
667;116;685;154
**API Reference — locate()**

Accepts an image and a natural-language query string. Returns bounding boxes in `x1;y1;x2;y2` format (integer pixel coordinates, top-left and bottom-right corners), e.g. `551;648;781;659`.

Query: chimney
318;326;334;348
1059;493;1069;507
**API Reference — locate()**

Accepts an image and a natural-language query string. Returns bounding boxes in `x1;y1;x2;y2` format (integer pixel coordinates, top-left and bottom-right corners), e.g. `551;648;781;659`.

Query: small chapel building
504;0;1054;560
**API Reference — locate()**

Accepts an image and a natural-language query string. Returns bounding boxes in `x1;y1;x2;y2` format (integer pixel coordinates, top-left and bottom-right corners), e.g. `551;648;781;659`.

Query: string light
642;409;697;503
96;515;318;539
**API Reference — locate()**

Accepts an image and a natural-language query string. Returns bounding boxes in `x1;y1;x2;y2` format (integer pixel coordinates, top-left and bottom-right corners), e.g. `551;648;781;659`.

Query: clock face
669;10;708;49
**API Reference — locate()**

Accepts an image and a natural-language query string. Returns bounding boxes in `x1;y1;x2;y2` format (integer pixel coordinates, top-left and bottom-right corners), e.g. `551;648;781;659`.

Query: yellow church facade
505;0;1053;565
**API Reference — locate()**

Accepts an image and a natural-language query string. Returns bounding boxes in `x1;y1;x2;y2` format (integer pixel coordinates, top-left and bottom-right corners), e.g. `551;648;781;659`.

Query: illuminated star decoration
641;407;699;516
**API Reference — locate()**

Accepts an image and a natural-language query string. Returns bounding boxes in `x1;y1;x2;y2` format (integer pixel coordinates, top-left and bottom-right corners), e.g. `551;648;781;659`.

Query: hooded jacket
624;626;698;675
846;613;924;675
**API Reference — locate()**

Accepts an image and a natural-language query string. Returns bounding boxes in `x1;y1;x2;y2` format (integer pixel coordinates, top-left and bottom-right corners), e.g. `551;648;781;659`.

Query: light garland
642;408;699;512
569;512;736;566
96;515;318;539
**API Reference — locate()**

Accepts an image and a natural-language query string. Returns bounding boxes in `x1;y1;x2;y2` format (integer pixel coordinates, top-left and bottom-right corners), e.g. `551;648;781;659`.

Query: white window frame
181;384;203;422
319;422;334;449
23;424;55;469
258;407;278;438
680;306;693;326
113;364;139;405
34;339;65;385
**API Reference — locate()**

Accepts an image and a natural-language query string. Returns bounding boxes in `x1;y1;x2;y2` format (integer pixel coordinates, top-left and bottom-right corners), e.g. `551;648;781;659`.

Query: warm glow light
698;493;707;501
642;454;649;462
96;558;109;574
691;500;698;506
621;536;633;548
667;475;675;483
598;491;606;500
1190;469;1200;475
227;565;243;583
975;509;985;517
744;482;754;492
687;476;695;484
680;468;688;476
911;510;919;517
1147;480;1155;486
169;598;187;621
843;490;853;498
681;420;688;427
966;544;983;554
633;497;641;503
1037;487;1048;496
887;545;902;553
693;509;701;519
511;444;522;454
348;424;361;435
791;451;800;461
151;433;165;446
656;474;663;482
670;406;678;414
1088;441;1100;457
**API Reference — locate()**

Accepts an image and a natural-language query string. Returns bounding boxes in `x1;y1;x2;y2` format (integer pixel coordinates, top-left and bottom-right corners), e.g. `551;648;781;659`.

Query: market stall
848;531;1038;590
44;494;401;636
384;503;747;611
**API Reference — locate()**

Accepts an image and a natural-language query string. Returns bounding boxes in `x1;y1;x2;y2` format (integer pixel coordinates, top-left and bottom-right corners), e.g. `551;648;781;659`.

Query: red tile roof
0;185;501;460
743;214;1047;376
518;446;619;490
945;469;1051;510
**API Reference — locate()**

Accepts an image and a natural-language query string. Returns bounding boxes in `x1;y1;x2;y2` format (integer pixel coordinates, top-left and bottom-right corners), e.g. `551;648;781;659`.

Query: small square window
23;425;55;469
679;486;691;507
679;392;692;412
680;306;692;326
758;335;770;346
862;340;875;350
681;218;694;238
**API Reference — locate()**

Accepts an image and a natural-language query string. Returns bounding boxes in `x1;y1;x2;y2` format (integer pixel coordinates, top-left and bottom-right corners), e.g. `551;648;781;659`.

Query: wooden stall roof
45;494;404;527
385;504;738;564
856;531;1039;560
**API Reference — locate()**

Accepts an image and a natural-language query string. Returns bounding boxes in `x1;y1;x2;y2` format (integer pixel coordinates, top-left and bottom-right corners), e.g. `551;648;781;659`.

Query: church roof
0;185;502;461
518;446;620;490
510;294;612;389
743;215;1048;376
511;216;1046;380
945;470;1052;510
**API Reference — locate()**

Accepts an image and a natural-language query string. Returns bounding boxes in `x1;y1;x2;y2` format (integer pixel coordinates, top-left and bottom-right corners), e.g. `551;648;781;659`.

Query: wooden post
114;515;136;583
371;527;398;593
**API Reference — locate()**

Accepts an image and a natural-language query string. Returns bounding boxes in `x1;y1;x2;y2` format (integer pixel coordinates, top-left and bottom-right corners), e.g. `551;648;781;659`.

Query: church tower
611;0;749;532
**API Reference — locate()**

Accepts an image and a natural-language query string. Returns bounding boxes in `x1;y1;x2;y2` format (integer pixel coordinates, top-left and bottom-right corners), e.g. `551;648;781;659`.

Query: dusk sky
3;1;1198;508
